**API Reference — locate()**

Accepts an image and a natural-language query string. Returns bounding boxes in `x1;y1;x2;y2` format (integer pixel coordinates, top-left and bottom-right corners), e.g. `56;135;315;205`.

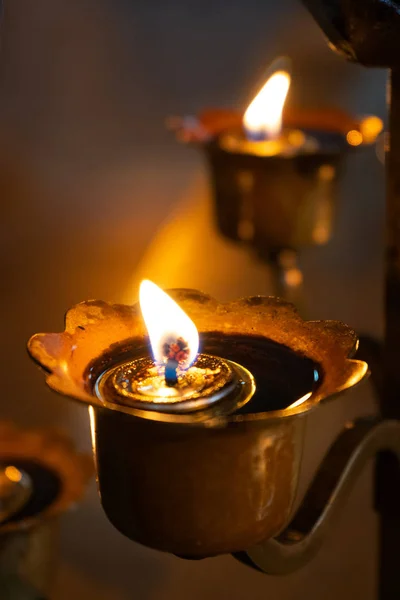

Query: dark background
0;0;387;597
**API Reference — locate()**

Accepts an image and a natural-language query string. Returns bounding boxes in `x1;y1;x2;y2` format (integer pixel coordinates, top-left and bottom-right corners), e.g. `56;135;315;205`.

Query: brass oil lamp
0;422;92;597
169;58;383;301
28;282;368;560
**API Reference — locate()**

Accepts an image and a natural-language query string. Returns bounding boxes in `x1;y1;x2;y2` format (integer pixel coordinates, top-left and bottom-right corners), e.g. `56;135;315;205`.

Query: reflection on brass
0;466;32;523
28;291;367;557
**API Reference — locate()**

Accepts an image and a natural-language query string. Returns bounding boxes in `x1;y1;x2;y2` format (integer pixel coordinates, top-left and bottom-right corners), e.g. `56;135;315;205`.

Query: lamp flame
243;70;291;140
139;280;199;370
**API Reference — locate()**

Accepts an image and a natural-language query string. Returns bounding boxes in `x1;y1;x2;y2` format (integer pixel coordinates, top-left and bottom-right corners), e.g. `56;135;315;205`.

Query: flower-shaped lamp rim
27;291;368;425
168;108;383;147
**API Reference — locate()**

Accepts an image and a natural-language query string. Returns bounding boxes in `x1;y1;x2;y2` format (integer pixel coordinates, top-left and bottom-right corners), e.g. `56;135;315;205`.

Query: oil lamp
28;281;367;559
0;421;92;598
169;58;383;300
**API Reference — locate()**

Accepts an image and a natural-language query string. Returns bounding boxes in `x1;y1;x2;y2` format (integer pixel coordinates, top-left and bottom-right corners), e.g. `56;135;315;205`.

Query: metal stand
239;419;400;577
375;67;400;600
238;2;400;595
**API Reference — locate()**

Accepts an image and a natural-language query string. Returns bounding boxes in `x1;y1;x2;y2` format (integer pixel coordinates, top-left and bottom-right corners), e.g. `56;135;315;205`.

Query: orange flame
244;69;291;139
139;280;199;369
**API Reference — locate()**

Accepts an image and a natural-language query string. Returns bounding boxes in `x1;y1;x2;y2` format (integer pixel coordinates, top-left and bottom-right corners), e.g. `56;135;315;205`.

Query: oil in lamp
169;58;383;301
28;280;369;560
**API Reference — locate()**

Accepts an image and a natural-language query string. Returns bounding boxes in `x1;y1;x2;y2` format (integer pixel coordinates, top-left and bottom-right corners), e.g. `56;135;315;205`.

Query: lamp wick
165;359;179;386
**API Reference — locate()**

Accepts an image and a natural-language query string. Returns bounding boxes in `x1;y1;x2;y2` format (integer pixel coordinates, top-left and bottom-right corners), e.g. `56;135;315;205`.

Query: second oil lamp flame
139;280;199;385
243;70;291;140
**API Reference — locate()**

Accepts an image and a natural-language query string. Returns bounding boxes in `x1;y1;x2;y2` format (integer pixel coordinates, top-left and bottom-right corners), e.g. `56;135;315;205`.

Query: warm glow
88;405;96;454
318;165;335;181
287;391;312;410
287;129;305;147
243;70;291;139
359;115;383;144
5;465;22;483
139;280;199;369
346;129;363;147
284;268;303;288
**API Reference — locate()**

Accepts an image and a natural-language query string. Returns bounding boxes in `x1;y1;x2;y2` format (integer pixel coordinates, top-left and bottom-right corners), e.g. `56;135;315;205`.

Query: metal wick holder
28;290;367;562
0;422;92;598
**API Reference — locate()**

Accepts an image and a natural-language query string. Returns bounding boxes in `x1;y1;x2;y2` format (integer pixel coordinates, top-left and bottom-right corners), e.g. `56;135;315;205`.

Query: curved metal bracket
237;418;400;575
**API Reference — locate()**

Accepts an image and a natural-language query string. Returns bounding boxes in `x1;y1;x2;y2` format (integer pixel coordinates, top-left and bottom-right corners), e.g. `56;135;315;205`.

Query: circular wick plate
95;353;255;415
